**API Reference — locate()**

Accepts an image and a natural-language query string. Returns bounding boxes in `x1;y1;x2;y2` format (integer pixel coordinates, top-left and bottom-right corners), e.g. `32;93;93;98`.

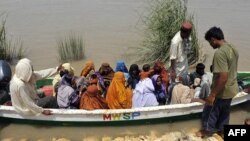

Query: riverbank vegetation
0;20;24;63
134;0;203;67
57;33;85;62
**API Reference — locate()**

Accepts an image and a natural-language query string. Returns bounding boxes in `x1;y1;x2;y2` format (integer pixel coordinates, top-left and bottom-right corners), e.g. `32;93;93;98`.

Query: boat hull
1;92;249;126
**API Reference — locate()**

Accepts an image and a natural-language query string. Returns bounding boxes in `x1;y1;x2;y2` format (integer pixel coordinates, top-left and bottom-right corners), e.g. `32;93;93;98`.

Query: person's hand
205;94;216;106
42;109;52;115
56;64;64;72
171;71;176;82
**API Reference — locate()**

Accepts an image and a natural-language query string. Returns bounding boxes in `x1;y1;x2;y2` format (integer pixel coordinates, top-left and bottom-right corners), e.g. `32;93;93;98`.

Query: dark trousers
202;98;232;134
36;96;58;109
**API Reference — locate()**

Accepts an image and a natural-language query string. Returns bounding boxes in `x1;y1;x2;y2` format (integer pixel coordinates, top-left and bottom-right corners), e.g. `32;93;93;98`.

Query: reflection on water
1;0;250;139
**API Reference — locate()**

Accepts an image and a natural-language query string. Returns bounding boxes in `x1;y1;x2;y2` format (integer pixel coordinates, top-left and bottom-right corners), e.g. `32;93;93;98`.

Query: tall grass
0;20;24;63
134;0;202;67
57;33;85;62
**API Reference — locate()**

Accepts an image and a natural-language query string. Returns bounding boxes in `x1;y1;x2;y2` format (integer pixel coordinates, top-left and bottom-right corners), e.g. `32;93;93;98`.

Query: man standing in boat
169;21;192;86
197;27;239;138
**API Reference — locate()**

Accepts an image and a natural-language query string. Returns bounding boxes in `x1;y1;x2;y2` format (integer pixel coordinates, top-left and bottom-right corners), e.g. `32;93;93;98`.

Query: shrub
0;20;24;63
134;0;201;67
57;33;85;62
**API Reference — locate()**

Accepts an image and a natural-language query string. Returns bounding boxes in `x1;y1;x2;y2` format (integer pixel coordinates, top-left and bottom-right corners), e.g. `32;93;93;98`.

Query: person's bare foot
217;131;224;139
245;118;250;125
195;130;206;138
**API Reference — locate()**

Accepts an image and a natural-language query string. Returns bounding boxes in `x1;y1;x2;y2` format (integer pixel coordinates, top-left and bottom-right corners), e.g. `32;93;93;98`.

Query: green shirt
212;42;239;99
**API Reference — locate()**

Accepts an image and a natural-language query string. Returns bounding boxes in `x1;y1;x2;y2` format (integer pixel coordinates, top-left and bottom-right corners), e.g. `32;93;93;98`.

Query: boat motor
0;60;12;104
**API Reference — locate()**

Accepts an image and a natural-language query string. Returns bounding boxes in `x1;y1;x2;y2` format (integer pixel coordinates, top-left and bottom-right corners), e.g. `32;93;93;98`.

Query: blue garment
202;98;232;134
151;74;167;105
115;60;128;73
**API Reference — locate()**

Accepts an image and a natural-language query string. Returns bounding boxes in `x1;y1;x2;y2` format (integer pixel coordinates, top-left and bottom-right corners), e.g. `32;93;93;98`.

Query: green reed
57;33;85;62
0;20;24;63
134;0;202;67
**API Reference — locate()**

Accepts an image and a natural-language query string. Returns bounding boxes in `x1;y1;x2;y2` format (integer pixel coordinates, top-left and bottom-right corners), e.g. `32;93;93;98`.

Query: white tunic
10;58;57;115
170;31;191;76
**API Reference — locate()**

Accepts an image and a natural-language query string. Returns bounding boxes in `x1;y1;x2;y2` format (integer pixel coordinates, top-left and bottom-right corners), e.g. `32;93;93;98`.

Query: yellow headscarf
106;72;132;109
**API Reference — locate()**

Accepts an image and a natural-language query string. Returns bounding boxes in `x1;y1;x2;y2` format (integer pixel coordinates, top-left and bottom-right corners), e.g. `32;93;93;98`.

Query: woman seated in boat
57;74;82;109
10;58;59;116
52;63;75;96
152;61;169;95
106;72;132;109
80;85;108;110
132;72;159;108
96;63;115;97
127;64;140;89
170;78;205;104
151;74;167;105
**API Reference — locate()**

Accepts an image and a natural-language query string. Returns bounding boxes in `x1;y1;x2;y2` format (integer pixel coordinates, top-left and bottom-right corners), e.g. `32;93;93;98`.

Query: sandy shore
0;129;224;141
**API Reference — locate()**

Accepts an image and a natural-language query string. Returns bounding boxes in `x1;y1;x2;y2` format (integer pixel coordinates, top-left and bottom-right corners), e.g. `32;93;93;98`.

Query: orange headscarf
153;61;169;86
80;61;95;77
80;85;108;110
106;72;132;109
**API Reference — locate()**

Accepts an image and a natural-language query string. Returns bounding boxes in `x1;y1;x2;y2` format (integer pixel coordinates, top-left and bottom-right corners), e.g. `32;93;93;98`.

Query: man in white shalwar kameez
10;58;59;116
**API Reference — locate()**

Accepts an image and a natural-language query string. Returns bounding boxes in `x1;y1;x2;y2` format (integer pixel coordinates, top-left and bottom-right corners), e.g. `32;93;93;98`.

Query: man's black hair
205;27;224;40
196;63;205;70
142;64;150;72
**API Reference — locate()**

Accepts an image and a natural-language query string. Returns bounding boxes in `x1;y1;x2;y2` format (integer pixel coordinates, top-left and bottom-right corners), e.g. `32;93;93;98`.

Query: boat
0;72;250;126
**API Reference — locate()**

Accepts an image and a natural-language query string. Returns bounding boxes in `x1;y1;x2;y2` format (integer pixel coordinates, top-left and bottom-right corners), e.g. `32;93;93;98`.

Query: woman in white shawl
132;73;159;108
10;58;59;116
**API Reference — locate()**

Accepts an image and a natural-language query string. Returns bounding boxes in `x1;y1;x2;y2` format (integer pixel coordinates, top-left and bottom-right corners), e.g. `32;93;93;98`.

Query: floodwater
1;0;250;140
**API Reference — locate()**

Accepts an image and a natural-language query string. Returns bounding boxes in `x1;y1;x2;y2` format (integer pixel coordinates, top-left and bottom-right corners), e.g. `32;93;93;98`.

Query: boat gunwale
0;91;249;115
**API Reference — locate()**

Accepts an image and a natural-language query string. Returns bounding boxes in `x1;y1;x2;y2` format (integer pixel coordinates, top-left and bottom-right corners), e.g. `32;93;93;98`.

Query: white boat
0;91;249;126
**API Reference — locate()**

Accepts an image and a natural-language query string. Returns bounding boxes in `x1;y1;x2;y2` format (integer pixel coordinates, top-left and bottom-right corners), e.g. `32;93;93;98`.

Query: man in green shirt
196;27;239;138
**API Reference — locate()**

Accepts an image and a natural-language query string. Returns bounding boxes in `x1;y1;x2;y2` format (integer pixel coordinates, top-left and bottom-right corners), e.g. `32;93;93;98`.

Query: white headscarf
132;78;158;108
15;58;33;82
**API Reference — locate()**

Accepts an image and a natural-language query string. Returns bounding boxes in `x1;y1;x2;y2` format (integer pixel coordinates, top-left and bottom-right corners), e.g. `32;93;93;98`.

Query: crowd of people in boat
35;60;213;110
0;59;214;112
